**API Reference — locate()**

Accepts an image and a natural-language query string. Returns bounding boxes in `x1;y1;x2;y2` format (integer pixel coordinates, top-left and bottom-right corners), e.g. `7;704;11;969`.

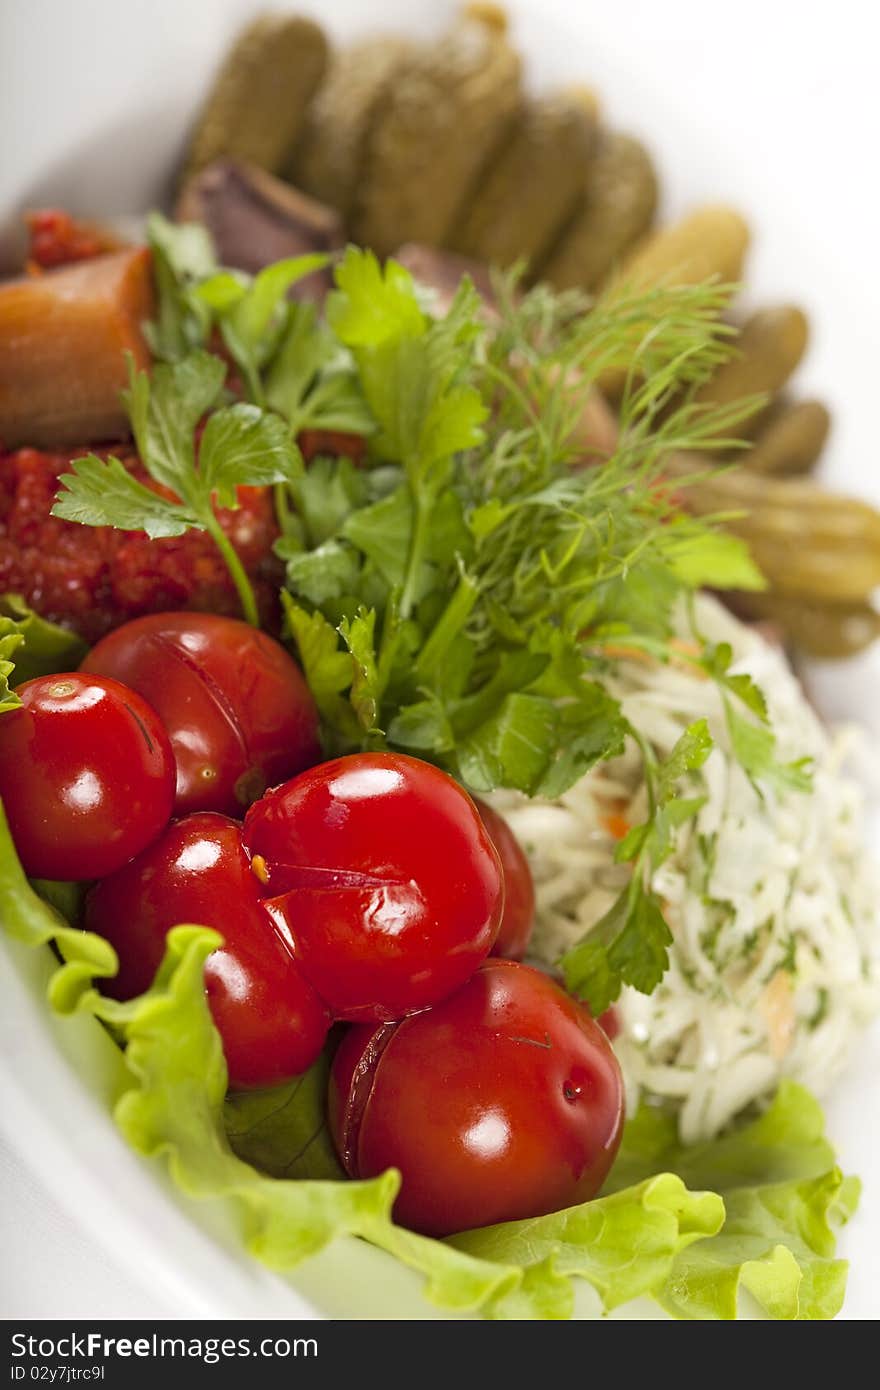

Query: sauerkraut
492;597;880;1142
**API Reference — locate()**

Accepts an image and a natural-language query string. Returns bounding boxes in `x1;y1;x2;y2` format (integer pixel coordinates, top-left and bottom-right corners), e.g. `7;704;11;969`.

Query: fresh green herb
327;251;488;619
809;988;830;1031
143;213;216;362
51;352;300;625
667;531;765;590
264;302;375;438
725;699;813;796
699;639;769;718
146;213;374;444
195;255;329;405
561;720;713;1014
698;637;812;793
121;227;770;805
275;251;761;800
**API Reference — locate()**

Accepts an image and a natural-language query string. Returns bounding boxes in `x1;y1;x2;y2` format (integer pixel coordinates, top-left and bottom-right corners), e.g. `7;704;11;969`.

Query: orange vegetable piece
0;248;154;448
602;809;631;841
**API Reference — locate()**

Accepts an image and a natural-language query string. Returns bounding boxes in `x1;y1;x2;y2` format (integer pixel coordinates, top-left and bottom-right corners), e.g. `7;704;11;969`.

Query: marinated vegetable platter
1;3;878;1321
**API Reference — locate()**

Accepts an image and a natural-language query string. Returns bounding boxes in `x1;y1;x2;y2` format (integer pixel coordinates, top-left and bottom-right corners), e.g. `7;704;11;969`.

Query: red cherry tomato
297;428;367;464
598;1007;621;1040
329;959;625;1237
243;752;503;1022
85;813;330;1089
475;799;535;960
81;612;320;817
0;672;174;880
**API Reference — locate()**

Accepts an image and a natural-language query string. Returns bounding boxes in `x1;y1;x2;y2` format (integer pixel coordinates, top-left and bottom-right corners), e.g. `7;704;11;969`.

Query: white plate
1;0;878;1321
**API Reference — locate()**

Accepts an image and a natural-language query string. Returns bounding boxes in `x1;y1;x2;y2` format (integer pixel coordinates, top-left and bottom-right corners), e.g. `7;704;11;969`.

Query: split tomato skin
243;752;504;1022
475;799;536;960
329;959;625;1237
81;612;320;818
0;672;174;880
84;812;330;1089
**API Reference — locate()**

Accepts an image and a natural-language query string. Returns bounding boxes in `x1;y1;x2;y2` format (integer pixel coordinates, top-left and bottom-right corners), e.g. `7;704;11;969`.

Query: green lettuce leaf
608;1082;858;1319
0;627;22;712
0;804;856;1320
0;595;89;688
0;592;89;739
450;1174;722;1319
117;927;726;1317
0;809;722;1319
224;1056;718;1318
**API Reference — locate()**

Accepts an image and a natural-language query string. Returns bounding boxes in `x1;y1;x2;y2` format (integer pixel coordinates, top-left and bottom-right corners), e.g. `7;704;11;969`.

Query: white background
0;0;878;1320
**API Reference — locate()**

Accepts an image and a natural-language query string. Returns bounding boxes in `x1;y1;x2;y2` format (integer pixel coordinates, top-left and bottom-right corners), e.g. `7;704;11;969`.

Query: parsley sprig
52;350;299;625
561;719;713;1014
699;639;813;794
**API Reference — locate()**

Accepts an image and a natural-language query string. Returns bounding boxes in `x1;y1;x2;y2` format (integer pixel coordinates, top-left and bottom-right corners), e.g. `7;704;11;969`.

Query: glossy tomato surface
0;672;174;880
81;612;320;817
329;960;625;1236
85;812;329;1088
475;800;536;961
243;752;504;1022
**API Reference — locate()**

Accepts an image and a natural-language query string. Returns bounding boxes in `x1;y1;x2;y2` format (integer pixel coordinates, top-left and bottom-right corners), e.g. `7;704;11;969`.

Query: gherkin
734;592;880;659
677;465;880;604
539;132;657;291
743;398;831;476
184;15;328;179
605;204;750;297
290;37;414;219
599;205;750;396
695;305;809;438
449;90;598;269
352;11;522;256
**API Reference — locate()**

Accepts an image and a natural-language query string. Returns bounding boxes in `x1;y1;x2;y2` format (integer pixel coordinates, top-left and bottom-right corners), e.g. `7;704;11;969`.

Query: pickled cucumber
184;16;328;178
462;2;510;31
694;305;809;437
539;132;657;291
605;205;750;297
450;90;597;268
598;206;750;397
735;592;880;659
678;466;880;603
290;37;413;219
352;12;522;255
744;398;831;475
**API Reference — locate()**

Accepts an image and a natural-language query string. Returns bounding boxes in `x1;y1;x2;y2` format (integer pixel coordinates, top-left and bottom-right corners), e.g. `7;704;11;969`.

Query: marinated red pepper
25;209;111;271
0;447;281;641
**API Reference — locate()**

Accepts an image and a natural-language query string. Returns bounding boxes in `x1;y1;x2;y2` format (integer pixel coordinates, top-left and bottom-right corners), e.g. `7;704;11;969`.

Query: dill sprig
461;273;764;657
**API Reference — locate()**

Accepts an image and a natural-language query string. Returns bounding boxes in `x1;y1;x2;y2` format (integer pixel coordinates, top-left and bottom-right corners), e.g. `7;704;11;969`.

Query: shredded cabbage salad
493;597;880;1143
